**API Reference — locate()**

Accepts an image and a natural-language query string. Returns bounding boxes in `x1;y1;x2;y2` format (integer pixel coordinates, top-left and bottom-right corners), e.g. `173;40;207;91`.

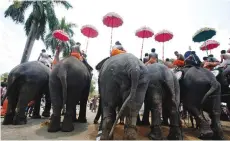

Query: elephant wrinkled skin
2;61;51;125
145;63;182;140
180;66;224;140
48;56;91;132
98;53;149;140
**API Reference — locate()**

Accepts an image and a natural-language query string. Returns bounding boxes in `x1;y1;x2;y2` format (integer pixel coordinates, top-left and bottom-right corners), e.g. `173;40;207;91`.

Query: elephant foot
148;126;163;140
123;126;137;140
2;113;14;125
31;115;41;119
167;126;183;140
76;117;87;123
199;121;213;140
12;115;27;125
100;129;113;140
48;115;61;132
119;120;124;125
212;124;225;140
42;111;50;117
62;115;74;132
94;119;98;124
136;120;142;126
141;120;150;126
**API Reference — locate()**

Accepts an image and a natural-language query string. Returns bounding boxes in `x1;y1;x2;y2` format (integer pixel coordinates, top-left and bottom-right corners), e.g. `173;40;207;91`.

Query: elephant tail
200;80;219;120
109;68;140;139
58;69;67;109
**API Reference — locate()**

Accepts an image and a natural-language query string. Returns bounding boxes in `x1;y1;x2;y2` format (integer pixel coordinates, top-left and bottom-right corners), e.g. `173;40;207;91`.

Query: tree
1;72;9;81
4;0;73;63
44;17;77;57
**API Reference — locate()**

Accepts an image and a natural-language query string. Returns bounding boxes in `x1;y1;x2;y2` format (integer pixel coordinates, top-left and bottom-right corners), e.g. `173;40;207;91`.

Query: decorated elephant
98;53;149;140
178;66;224;140
2;61;51;125
48;56;92;132
143;63;182;140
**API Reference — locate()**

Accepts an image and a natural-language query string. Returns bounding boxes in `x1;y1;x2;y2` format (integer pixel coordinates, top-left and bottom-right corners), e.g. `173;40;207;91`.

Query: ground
1;107;230;140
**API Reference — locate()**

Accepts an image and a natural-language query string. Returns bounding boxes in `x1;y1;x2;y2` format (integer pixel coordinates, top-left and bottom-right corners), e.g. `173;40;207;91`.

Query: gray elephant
2;61;51;125
48;56;92;132
98;53;149;140
178;66;224;140
144;63;182;140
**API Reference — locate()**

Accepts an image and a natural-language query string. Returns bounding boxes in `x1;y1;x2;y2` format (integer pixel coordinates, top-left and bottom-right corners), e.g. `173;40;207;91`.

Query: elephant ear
96;57;110;70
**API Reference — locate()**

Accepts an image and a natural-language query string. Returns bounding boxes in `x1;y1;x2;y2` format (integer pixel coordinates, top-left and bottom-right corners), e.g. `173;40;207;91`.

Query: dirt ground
1;109;230;140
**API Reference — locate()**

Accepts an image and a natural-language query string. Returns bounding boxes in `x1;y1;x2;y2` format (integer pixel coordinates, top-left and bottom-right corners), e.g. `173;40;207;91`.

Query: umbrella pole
140;38;145;59
85;37;89;54
110;27;114;53
162;42;165;61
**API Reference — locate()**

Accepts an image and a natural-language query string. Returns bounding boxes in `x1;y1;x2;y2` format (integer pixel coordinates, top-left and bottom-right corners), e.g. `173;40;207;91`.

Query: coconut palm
4;0;72;63
44;17;77;57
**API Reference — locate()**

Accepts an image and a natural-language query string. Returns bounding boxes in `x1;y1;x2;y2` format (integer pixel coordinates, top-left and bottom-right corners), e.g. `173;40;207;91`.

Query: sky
0;0;230;78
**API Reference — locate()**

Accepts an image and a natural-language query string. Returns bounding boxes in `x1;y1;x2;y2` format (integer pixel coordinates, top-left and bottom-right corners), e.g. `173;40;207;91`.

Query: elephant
213;67;230;110
142;63;182;140
2;61;51;125
178;66;224;140
98;53;149;140
48;56;92;132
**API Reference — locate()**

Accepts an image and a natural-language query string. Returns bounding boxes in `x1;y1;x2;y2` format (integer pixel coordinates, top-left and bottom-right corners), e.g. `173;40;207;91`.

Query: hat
115;41;122;45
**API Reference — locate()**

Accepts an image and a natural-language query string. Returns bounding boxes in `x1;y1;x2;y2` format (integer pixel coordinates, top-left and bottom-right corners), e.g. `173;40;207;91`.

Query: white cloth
220;54;230;67
39;53;50;67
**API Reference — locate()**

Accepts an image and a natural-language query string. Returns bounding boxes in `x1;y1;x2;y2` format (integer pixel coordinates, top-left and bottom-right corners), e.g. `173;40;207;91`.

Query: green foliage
90;80;96;94
4;0;73;52
1;72;9;81
44;17;77;57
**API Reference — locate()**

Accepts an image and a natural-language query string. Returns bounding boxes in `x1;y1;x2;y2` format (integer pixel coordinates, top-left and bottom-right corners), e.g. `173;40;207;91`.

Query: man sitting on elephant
145;52;158;65
110;41;126;56
203;54;220;71
173;51;185;67
184;51;202;67
71;44;93;72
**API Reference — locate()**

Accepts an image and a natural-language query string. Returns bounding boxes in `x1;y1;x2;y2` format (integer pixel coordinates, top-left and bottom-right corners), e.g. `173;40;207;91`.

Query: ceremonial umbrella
155;30;173;61
81;25;98;53
193;27;216;42
200;40;220;54
102;12;123;52
135;26;154;59
52;30;69;42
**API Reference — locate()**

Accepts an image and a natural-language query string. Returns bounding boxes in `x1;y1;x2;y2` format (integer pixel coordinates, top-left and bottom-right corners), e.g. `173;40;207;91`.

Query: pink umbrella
155;30;173;61
81;25;99;53
103;12;123;52
52;30;69;42
200;40;219;54
135;26;154;59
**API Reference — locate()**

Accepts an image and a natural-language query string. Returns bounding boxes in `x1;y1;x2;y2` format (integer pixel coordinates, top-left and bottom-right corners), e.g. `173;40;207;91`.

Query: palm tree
44;17;77;58
4;0;72;64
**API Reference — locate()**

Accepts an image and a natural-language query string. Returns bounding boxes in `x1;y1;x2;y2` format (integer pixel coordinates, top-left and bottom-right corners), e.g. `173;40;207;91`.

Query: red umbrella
103;12;123;52
200;40;219;54
81;25;99;53
155;30;173;61
135;26;154;59
52;30;69;42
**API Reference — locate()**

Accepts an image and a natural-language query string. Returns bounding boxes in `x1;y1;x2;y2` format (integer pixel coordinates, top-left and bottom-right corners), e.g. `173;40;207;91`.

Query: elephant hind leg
2;89;18;125
48;79;62;132
13;84;37;125
188;106;213;139
147;88;163;140
100;106;116;140
77;84;90;123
